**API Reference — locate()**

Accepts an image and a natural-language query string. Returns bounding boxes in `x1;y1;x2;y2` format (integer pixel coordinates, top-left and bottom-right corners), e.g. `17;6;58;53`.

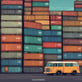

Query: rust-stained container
35;20;49;25
25;12;31;15
24;60;43;66
63;11;78;16
25;2;31;7
42;25;50;30
63;46;82;52
24;21;42;29
63;60;82;66
74;5;82;8
43;42;62;48
50;11;62;15
51;21;62;25
24;53;43;60
33;7;49;11
1;35;22;43
1;1;23;5
63;21;82;26
32;12;49;15
32;0;49;1
1;44;22;51
63;39;82;45
24;15;35;20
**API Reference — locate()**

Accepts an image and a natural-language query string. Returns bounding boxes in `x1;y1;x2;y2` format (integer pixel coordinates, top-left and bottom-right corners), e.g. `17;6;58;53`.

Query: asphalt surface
0;74;82;82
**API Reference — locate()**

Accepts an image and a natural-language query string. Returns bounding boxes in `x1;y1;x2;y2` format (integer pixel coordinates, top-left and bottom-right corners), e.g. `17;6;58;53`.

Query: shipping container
1;5;23;9
63;11;77;16
35;16;49;20
24;60;43;66
63;21;82;26
24;45;42;53
74;5;82;8
63;53;82;60
1;21;22;27
63;27;82;32
63;39;82;45
25;0;32;1
24;67;43;72
50;11;62;15
63;46;82;52
25;2;31;7
1;10;22;15
24;36;42;44
63;33;82;38
51;25;62;30
1;15;22;21
24;53;43;60
1;60;22;66
1;35;22;42
43;42;62;48
1;52;22;59
32;2;49;7
63;16;77;20
42;25;50;30
2;67;22;72
24;28;42;36
24;15;35;20
24;8;31;12
51;21;62;25
24;21;41;29
25;12;31;15
32;7;49;11
51;16;62;20
1;1;23;5
44;54;62;60
42;30;62;36
74;1;82;4
43;48;62;54
32;0;49;1
1;44;22;51
1;28;22;34
75;8;82;11
78;12;82;16
78;17;82;20
32;12;49;15
42;36;62;42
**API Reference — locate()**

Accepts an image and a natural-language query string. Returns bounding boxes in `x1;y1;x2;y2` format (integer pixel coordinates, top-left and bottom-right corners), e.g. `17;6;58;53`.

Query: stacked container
74;0;82;11
63;11;82;73
43;11;62;65
1;0;23;73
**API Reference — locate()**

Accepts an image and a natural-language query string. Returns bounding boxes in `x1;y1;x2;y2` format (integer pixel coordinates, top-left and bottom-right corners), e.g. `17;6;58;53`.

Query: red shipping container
63;11;78;16
74;5;82;8
25;0;32;1
51;21;62;25
55;16;62;20
25;2;31;7
1;1;23;5
43;42;62;48
32;0;49;1
1;35;22;43
24;21;42;29
1;44;22;51
50;16;56;20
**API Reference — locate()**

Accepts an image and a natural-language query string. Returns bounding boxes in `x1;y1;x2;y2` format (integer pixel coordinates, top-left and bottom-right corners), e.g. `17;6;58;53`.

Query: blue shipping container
74;8;82;11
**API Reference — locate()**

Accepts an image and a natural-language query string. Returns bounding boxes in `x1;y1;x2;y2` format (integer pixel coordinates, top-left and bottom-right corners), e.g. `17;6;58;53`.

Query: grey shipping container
1;52;22;59
44;55;62;60
63;33;82;38
1;21;22;28
1;28;22;34
1;15;22;21
1;10;22;15
63;16;77;20
24;67;43;73
24;8;31;11
63;27;82;32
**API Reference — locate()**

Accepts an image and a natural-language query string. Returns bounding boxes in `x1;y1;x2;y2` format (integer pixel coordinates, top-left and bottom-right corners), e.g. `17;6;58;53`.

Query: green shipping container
24;36;42;44
51;25;62;30
2;67;22;72
32;2;49;7
24;45;42;53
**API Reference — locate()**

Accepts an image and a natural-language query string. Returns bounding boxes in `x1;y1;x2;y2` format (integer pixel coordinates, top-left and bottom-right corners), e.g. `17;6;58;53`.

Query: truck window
70;63;73;67
65;63;70;67
46;63;53;67
53;63;57;67
58;63;63;67
73;63;79;66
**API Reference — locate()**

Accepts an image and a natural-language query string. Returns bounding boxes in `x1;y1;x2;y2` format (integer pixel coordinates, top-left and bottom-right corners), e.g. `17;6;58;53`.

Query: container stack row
74;0;82;11
1;0;23;73
63;11;82;73
43;11;62;64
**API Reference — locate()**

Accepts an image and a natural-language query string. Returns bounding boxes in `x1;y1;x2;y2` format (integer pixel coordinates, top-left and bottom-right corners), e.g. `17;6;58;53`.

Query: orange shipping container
33;7;49;11
24;12;31;15
63;21;82;26
1;44;22;51
35;16;49;20
24;61;43;66
32;12;49;15
78;17;82;20
78;12;82;16
1;35;22;42
42;25;50;30
24;15;35;20
63;46;82;52
24;53;43;60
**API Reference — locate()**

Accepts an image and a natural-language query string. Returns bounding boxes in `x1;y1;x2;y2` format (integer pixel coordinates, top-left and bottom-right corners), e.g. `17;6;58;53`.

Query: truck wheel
56;71;61;75
71;71;77;75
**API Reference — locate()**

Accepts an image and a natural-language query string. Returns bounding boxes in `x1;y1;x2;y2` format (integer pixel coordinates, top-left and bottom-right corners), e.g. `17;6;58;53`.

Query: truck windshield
46;63;53;67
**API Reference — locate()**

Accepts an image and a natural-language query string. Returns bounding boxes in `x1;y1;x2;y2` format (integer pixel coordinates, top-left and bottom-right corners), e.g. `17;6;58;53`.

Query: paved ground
0;74;82;82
